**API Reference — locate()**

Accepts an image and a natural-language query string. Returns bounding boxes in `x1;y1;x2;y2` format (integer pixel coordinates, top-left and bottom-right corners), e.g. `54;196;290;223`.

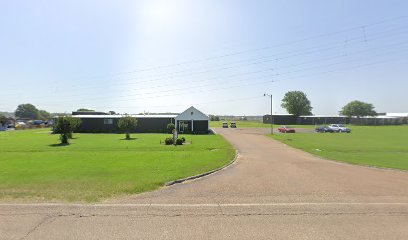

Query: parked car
328;124;351;133
230;122;237;128
278;126;296;133
222;122;228;128
315;126;334;133
0;127;7;131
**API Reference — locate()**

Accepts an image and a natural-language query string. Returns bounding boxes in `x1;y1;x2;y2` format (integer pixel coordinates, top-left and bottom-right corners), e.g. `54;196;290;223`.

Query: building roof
386;113;408;117
351;115;405;119
175;106;209;121
72;114;177;119
299;115;348;118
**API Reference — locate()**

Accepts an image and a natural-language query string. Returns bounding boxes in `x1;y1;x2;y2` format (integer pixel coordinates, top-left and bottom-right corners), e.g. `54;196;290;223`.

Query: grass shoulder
269;125;408;171
0;129;235;202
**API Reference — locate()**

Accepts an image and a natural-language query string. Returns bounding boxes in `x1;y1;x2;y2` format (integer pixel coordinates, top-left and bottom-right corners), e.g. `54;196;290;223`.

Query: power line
3;23;408;101
3;15;407;93
36;48;408;108
86;15;408;78
8;38;408;103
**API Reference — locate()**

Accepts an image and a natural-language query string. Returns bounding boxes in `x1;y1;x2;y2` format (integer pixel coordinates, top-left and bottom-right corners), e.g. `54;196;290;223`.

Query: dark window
104;119;113;125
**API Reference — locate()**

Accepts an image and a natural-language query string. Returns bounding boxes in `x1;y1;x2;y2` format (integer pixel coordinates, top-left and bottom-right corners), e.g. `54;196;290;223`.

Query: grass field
0;129;235;202
210;121;315;129
270;125;408;170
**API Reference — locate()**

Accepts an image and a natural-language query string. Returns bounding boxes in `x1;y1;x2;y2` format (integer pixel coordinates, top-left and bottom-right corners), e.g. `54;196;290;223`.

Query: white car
328;124;351;133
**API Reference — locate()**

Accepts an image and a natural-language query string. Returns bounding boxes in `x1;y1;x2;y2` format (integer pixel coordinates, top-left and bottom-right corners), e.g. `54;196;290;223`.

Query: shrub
181;137;186;142
60;133;69;144
118;116;138;139
165;137;173;145
175;138;183;145
167;123;175;133
54;116;82;144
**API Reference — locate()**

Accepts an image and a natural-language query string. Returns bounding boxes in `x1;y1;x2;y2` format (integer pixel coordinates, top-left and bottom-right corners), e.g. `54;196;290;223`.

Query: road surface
1;128;408;239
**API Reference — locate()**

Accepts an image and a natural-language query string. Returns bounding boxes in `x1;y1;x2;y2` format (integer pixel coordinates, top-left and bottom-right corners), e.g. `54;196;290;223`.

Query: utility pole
264;93;273;135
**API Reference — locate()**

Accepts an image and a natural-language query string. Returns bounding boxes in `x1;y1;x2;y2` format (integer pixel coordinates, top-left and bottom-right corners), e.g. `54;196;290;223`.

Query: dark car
278;126;296;133
315;126;334;133
230;122;237;128
222;122;228;128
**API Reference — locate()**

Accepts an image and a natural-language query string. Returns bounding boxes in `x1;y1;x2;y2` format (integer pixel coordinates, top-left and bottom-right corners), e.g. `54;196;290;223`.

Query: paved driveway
1;128;408;239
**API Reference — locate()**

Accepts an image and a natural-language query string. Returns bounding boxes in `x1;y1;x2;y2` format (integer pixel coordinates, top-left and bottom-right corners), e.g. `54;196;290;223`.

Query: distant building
263;114;297;125
350;116;407;125
263;113;407;126
70;106;209;134
297;115;349;125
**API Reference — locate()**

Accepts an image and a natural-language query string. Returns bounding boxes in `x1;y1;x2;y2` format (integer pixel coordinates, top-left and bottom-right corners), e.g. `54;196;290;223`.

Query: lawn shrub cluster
175;138;183;145
165;137;173;145
164;137;186;145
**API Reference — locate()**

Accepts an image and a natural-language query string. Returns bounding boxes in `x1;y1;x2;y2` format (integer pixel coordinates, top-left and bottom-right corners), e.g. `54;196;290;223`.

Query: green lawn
210;121;315;129
0;129;235;202
270;125;408;170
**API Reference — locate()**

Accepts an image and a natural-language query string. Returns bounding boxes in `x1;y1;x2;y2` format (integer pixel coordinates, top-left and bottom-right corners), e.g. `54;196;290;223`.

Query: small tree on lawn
54;117;81;144
167;123;175;133
118;116;138;139
67;118;81;139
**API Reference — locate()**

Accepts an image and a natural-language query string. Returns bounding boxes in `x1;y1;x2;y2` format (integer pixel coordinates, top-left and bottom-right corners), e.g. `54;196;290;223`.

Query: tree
167;123;175;133
340;100;377;117
281;91;313;116
108;111;116;115
38;110;51;120
67;118;81;138
53;117;82;144
118;116;138;139
77;108;94;112
15;104;39;119
0;114;7;126
209;115;220;121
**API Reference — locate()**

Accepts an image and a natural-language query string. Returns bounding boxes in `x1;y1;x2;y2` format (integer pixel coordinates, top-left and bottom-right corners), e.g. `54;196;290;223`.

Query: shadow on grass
49;143;71;147
119;138;138;141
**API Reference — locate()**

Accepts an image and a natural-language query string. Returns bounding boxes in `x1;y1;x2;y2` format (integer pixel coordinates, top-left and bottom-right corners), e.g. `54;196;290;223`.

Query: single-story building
350;116;407;125
263;114;349;125
71;106;210;134
297;115;349;125
263;113;406;126
263;114;297;125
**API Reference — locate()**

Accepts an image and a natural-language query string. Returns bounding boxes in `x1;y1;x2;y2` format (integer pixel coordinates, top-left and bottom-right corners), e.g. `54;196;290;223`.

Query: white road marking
1;202;408;208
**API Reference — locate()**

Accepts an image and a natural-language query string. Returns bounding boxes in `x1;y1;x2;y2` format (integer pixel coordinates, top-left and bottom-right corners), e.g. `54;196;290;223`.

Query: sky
1;0;408;116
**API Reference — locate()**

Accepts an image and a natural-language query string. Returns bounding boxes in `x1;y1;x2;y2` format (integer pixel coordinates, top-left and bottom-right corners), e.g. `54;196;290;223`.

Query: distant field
270;125;408;170
0;129;235;202
210;121;315;129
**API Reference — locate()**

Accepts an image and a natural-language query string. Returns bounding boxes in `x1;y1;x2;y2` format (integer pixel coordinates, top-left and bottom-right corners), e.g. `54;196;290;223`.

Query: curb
165;150;238;186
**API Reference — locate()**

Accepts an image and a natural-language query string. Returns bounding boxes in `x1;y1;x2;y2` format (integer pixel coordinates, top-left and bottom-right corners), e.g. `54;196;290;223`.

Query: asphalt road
1;128;408;239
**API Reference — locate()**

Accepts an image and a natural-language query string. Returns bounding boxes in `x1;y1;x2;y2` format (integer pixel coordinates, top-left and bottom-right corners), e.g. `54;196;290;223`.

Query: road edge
165;149;238;186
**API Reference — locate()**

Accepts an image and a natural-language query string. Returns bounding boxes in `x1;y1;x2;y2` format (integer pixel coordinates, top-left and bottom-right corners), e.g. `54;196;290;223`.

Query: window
191;111;194;115
104;119;113;125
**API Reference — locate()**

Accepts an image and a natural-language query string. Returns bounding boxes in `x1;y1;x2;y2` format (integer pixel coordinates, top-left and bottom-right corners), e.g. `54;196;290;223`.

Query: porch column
191;120;194;132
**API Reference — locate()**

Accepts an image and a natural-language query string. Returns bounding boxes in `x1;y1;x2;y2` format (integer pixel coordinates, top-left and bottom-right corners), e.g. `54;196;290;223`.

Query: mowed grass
0;129;235;202
210;121;315;129
270;125;408;170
